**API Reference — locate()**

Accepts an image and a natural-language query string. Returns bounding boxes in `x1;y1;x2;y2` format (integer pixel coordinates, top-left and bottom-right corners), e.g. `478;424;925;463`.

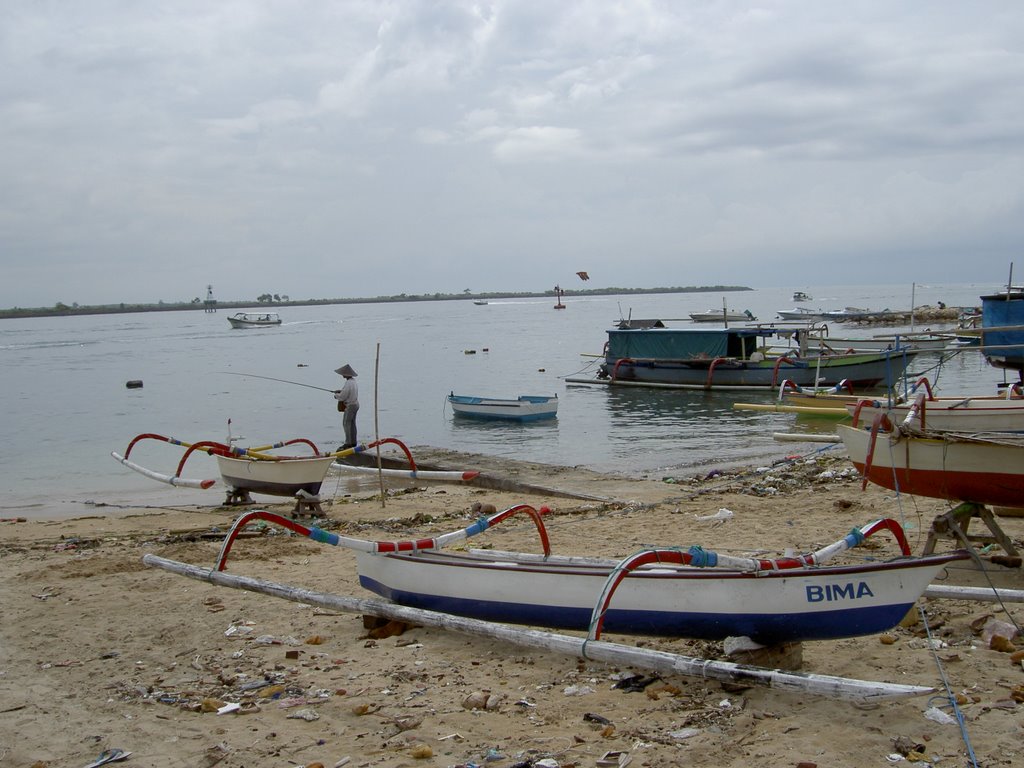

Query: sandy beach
2;449;1022;768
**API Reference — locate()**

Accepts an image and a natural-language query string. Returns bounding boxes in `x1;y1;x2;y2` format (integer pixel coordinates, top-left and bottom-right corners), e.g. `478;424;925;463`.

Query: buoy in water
126;380;144;389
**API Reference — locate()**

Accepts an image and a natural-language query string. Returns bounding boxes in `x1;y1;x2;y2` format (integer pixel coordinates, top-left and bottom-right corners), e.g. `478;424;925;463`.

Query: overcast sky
2;1;1022;308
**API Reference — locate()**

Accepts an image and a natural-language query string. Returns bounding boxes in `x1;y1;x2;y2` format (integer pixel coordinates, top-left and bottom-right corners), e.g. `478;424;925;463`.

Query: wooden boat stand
922;502;1020;560
221;490;323;517
224;489;254;506
292;491;324;518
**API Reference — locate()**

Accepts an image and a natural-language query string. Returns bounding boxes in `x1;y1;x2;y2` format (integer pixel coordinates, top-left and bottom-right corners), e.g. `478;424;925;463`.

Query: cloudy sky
2;1;1022;308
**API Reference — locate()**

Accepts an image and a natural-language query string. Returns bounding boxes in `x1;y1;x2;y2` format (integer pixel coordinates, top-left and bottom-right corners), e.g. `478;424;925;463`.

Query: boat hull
216;455;335;497
448;394;558;421
227;312;282;328
838;424;1024;507
603;351;917;390
848;398;1024;432
357;549;963;644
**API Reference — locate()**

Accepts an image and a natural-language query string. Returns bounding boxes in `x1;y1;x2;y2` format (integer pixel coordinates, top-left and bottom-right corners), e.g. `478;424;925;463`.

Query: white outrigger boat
209;507;965;646
112;433;478;500
142;504;1024;701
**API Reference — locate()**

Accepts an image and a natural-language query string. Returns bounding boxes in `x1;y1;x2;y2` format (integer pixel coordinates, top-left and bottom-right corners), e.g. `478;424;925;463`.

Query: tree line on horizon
0;285;752;319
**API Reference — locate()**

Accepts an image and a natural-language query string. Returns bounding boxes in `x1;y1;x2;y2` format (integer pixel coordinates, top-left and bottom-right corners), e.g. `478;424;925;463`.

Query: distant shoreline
0;285;752;320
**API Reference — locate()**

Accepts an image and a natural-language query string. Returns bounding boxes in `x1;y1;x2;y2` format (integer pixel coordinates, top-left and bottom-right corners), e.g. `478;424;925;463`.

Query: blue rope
919;604;978;767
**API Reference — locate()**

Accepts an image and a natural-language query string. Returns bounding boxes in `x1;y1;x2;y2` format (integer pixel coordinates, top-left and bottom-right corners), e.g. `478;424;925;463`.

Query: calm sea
1;282;1009;518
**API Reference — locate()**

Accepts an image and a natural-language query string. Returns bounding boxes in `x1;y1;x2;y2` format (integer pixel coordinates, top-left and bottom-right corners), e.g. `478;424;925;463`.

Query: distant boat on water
689;308;756;323
793;291;812;302
448;393;558;421
227;312;282;328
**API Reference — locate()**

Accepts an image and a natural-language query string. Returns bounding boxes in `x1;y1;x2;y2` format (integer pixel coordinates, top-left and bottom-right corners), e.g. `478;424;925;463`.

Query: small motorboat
447;393;558;421
793;291;813;302
227;312;282;328
689;308;756;323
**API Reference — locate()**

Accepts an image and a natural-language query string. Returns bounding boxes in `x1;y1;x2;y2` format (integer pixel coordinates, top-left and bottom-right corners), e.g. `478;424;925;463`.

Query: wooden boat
111;433;431;497
214;454;336;497
689;308;756;323
980;285;1024;371
208;507;967;646
846;382;1024;433
581;325;920;391
355;518;966;645
801;330;951;353
837;421;1024;507
227;311;282;328
448;392;558;421
777;307;829;322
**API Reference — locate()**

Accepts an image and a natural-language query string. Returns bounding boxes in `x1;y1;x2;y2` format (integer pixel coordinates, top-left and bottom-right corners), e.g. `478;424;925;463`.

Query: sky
2;1;1023;308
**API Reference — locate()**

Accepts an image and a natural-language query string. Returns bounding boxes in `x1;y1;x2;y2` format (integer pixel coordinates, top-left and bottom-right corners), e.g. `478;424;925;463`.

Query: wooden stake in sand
143;554;935;702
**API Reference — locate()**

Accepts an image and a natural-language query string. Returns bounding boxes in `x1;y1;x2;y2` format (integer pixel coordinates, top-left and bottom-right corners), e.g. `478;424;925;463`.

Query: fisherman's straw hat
334;364;357;377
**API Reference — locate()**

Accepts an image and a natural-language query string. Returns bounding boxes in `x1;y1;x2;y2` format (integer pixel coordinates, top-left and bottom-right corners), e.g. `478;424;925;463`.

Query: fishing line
220;371;335;393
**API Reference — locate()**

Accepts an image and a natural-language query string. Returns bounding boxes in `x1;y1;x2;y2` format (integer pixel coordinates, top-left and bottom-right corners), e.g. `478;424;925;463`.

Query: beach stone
724;638;803;670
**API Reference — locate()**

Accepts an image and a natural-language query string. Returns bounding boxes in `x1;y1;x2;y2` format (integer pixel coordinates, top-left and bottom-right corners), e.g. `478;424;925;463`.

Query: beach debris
694;508;734;522
596;751;632;768
286;708;320;721
83;749;132;767
612;674;660;693
462;691;501;710
669;727;701;740
977;616;1019;650
923;706;957;725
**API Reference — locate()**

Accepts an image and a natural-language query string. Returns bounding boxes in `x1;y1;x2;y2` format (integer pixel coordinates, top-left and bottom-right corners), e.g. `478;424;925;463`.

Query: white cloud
0;0;1022;306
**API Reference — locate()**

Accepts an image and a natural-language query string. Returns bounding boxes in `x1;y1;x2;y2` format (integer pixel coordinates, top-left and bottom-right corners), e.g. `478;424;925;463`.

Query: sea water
0;282;1008;517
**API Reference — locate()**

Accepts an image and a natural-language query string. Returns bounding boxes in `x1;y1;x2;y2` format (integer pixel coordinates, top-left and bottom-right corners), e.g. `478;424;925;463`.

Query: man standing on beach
334;364;359;450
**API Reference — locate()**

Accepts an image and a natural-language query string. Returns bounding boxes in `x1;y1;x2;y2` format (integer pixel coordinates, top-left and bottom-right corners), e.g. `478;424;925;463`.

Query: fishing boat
689;308;756;323
837;421;1024;507
846;380;1024;433
571;324;920;391
354;518;966;645
448;392;558;421
111;433;429;498
208;506;967;646
776;307;829;322
793;291;812;302
227;311;282;328
980;285;1024;372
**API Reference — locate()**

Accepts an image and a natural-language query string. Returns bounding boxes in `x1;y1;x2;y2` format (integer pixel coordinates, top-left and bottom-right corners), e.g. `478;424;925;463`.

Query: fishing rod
221;371;335;393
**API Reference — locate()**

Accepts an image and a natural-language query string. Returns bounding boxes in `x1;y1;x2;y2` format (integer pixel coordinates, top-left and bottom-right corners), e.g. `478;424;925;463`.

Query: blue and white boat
981;286;1024;372
356;518;967;645
447;393;558;421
